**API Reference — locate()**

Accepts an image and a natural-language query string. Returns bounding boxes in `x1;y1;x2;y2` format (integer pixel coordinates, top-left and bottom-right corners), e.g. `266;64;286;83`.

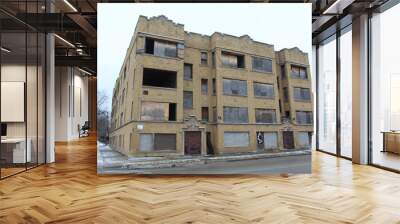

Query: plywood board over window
141;102;169;121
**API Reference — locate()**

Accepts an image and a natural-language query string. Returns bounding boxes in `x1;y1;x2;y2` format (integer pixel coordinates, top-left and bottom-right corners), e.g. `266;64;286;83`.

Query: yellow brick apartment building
109;15;313;157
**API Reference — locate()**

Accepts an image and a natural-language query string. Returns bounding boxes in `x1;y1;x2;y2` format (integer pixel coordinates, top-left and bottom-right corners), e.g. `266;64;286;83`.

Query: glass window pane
371;5;400;170
318;36;337;154
1;31;27;177
254;82;274;98
340;28;352;158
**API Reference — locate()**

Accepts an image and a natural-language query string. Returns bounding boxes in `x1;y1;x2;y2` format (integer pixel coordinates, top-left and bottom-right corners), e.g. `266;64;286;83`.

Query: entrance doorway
184;131;201;155
283;131;295;149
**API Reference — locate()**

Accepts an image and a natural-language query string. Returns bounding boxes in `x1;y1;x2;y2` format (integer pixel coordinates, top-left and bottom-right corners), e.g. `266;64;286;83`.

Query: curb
99;150;311;170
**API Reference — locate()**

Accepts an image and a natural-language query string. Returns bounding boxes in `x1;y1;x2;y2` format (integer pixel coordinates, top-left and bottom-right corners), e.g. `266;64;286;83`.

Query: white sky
98;3;312;111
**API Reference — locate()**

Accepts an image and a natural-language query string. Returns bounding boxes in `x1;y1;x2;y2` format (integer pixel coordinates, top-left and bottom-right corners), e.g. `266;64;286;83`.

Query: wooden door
184;131;201;155
283;131;294;149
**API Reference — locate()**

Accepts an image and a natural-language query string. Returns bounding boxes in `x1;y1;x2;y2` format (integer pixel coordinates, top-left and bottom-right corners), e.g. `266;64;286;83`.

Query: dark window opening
145;38;154;54
201;107;209;122
142;68;177;88
212;78;216;95
169;103;176;121
291;65;308;79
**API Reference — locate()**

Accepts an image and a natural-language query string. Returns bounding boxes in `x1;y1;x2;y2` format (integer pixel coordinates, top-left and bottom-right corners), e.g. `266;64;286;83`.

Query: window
224;132;249;147
281;65;286;79
296;111;313;125
131;101;134;120
142;68;177;88
223;79;247;96
212;52;216;67
223;107;248;123
201;52;208;65
212;107;217;122
145;38;177;58
254;82;274;98
124;65;127;79
201;107;209;122
141;101;176;121
139;133;176;151
183;91;193;109
252;56;272;73
263;132;278;149
297;132;311;148
283;87;289;101
212;78;216;95
184;63;192;80
318;36;337;154
291;65;308;79
221;51;245;68
120;112;124;126
293;87;311;101
121;88;125;104
255;109;277;123
201;79;208;94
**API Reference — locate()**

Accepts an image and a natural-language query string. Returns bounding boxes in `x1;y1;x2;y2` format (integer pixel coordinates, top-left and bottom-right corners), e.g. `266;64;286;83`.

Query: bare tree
97;90;110;143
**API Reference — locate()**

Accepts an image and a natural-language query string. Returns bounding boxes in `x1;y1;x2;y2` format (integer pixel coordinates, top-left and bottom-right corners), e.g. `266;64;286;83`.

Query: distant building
109;15;313;156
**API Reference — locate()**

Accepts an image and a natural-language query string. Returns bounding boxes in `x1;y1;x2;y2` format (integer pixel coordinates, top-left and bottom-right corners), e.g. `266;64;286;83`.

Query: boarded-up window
184;63;192;80
154;40;177;57
201;107;209;122
254;82;274;98
252;56;272;73
296;111;313;124
291;65;307;79
223;106;248;123
224;132;249;147
201;52;208;65
223;79;247;96
139;133;176;151
264;132;278;149
297;132;311;148
141;101;169;121
255;109;277;123
221;51;245;68
293;87;311;101
154;134;176;150
201;79;208;94
212;107;217;122
184;91;193;109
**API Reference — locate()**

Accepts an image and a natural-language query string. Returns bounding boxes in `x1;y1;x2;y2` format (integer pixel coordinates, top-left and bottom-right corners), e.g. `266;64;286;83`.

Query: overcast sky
98;3;311;111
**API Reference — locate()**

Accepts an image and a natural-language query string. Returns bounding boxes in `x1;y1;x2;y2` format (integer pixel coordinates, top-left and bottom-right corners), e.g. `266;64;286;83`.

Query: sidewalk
97;142;311;173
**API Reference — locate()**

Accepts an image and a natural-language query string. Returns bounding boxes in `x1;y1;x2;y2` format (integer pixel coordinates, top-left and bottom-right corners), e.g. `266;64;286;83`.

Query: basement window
142;68;177;88
221;51;245;68
141;101;176;121
139;133;176;151
145;37;177;58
